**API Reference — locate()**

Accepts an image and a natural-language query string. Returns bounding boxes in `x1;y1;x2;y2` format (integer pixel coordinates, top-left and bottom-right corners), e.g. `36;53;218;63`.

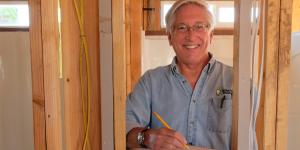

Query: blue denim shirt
126;56;232;150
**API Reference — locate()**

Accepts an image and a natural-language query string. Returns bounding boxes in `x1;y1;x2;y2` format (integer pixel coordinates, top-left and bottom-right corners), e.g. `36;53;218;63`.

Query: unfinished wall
288;31;300;150
0;31;34;150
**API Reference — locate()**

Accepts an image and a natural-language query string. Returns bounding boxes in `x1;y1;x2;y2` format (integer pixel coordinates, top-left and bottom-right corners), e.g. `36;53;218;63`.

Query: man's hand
143;128;188;150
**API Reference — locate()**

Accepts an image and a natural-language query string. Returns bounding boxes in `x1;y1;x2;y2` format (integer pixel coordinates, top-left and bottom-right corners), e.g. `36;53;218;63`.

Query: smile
183;44;200;49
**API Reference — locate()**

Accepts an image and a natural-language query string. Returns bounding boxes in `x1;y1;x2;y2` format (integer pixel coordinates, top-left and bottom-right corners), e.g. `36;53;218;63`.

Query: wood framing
276;0;292;148
256;0;292;149
143;0;161;31
29;0;63;149
29;0;101;149
232;0;251;149
111;0;292;149
112;0;127;149
60;0;101;149
29;0;47;149
125;0;142;93
113;0;142;149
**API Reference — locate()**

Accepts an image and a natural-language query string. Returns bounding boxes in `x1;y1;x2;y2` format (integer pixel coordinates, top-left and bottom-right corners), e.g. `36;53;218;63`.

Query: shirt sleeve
126;71;152;134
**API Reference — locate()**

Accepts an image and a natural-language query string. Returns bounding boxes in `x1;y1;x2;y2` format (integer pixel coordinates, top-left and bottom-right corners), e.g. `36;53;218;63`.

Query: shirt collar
170;52;216;75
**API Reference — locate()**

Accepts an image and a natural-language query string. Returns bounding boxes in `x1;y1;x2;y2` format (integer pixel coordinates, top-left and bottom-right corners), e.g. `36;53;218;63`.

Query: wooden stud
276;0;292;149
125;0;142;93
256;0;292;149
60;0;101;149
125;0;132;93
112;0;127;149
143;0;161;31
30;0;101;149
28;0;47;149
129;0;142;92
263;0;280;149
232;0;252;149
41;0;63;149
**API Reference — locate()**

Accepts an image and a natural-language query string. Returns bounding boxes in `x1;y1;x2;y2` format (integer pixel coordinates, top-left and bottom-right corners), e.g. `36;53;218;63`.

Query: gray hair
165;0;215;33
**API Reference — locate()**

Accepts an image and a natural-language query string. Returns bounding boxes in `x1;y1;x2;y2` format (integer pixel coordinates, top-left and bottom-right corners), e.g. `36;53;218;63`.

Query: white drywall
0;31;34;150
288;31;300;150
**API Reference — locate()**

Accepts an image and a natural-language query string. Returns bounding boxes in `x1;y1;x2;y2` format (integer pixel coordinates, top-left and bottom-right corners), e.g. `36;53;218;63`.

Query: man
126;0;232;149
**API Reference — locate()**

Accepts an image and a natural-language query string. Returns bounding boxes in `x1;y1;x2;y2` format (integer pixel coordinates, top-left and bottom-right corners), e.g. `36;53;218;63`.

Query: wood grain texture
276;0;292;149
112;0;127;149
61;1;83;149
256;0;292;149
60;0;101;149
143;0;161;31
125;0;132;93
232;0;240;148
28;0;47;149
127;0;142;93
41;0;64;149
263;0;280;149
84;0;102;148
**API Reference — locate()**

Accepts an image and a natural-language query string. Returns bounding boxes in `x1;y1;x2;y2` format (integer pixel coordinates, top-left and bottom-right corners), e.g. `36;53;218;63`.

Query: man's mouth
183;44;200;49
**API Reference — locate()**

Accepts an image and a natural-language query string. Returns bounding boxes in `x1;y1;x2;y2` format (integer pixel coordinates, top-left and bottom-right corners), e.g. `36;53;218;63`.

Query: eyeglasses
173;22;211;33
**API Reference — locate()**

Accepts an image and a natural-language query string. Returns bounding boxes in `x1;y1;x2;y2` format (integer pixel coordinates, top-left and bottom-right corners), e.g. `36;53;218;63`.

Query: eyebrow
175;21;208;25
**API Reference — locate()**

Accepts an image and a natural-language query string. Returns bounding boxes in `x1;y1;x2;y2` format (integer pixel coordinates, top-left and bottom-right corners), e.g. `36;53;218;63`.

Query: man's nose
185;28;198;40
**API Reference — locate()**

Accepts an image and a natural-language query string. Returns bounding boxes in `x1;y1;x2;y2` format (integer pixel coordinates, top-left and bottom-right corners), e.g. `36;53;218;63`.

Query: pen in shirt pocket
220;95;226;108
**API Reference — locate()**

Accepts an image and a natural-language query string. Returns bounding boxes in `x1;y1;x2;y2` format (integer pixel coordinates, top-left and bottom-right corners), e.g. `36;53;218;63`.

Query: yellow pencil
152;112;190;150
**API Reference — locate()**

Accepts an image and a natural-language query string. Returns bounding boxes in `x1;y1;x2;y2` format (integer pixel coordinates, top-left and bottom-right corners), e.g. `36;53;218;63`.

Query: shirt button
190;121;194;126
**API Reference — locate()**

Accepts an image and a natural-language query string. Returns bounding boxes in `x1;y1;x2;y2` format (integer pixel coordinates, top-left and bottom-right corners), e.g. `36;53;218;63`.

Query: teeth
184;45;198;49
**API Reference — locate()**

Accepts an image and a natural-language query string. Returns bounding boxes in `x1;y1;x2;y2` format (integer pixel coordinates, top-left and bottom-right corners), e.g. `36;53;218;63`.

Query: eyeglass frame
172;22;212;33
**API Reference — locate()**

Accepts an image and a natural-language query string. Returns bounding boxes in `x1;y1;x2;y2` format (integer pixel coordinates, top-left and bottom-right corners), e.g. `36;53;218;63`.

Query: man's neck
177;55;210;89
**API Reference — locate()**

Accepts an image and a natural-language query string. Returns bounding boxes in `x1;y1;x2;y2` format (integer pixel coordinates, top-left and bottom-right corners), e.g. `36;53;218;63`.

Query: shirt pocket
207;94;232;133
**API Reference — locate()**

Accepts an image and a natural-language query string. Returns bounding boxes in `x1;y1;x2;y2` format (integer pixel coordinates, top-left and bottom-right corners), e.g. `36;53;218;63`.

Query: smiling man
126;0;232;150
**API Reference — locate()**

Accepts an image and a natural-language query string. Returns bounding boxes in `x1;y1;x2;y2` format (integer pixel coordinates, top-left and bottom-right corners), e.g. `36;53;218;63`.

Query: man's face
168;4;213;66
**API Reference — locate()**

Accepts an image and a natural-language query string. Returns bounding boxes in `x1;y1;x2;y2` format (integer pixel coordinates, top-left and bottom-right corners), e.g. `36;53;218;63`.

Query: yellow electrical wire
72;0;91;149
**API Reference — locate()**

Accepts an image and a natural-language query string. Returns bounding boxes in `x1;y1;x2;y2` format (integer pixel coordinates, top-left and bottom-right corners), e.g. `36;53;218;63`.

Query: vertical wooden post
143;0;161;31
263;0;280;148
232;0;251;149
60;0;101;149
112;0;127;149
125;0;142;93
130;0;142;91
29;0;47;149
256;0;292;149
41;0;64;149
30;0;101;149
276;0;292;149
113;0;143;149
29;0;63;149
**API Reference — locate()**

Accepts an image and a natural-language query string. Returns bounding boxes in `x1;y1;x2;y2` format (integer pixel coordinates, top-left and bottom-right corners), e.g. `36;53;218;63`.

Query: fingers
144;128;188;150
